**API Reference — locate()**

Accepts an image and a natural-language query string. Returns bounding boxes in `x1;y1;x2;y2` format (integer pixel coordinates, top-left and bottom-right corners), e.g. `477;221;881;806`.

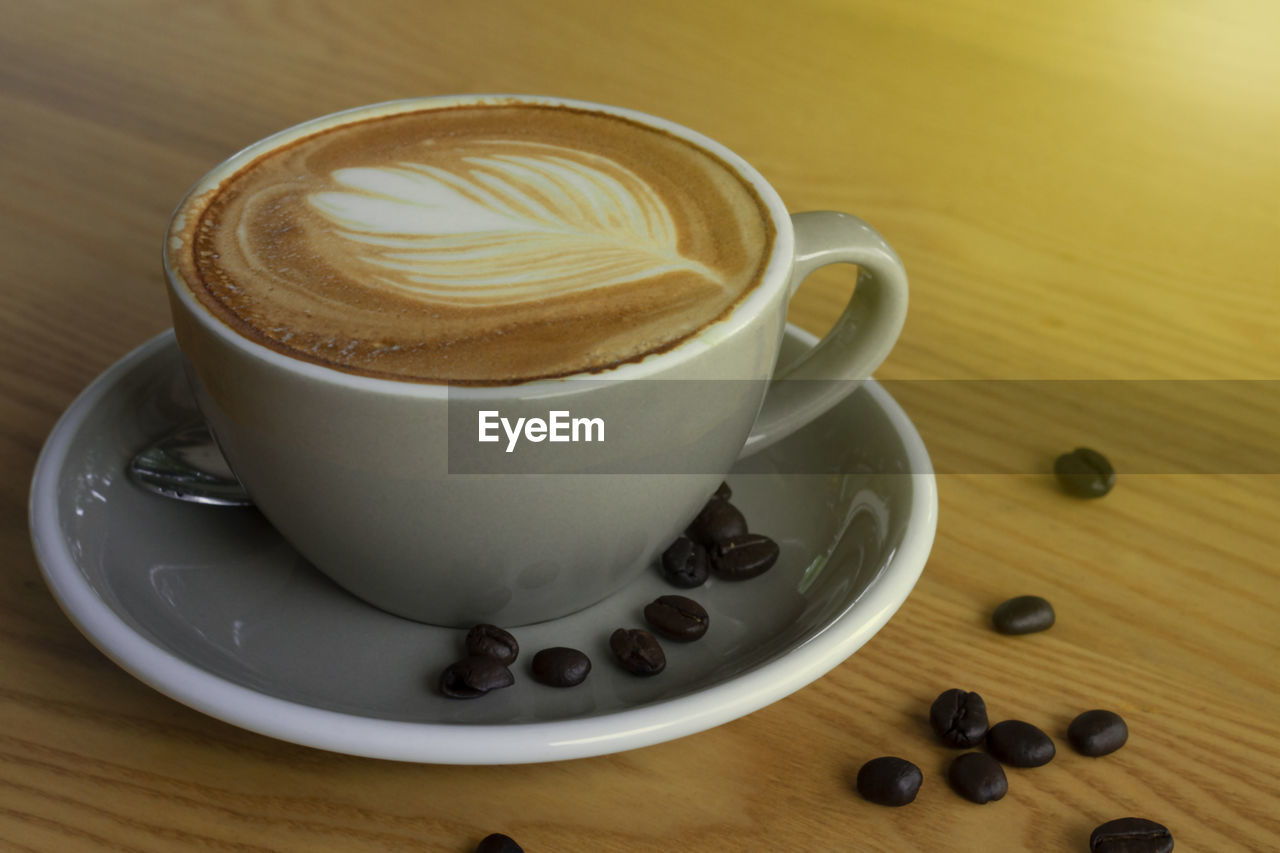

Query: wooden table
4;1;1278;849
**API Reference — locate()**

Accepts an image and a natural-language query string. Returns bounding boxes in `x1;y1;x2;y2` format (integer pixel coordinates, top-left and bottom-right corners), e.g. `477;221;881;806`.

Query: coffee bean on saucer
475;833;523;853
1068;709;1129;757
947;752;1008;804
1055;447;1115;498
992;595;1055;635
439;656;515;699
644;594;709;642
986;719;1055;767
855;756;922;806
660;536;710;588
465;624;519;665
686;497;748;546
714;480;732;500
929;688;989;748
709;533;779;580
609;628;666;676
1089;817;1174;853
531;647;591;687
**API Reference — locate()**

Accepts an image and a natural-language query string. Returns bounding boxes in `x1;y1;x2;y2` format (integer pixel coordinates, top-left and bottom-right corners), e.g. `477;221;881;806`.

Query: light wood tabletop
4;1;1278;850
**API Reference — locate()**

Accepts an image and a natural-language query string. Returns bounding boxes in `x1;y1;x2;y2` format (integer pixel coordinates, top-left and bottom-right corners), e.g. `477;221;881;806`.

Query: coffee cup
164;95;908;626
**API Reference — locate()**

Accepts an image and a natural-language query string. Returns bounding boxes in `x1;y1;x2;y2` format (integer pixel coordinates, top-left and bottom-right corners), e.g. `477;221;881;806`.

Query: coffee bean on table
1055;446;1115;498
439;656;515;699
465;624;519;665
1068;709;1129;757
714;480;732;500
929;688;989;748
855;756;923;807
708;533;779;580
1089;817;1174;853
610;628;666;676
475;833;523;853
986;719;1055;767
531;647;591;687
947;752;1008;804
686;497;748;546
643;594;709;642
660;536;710;588
992;595;1055;635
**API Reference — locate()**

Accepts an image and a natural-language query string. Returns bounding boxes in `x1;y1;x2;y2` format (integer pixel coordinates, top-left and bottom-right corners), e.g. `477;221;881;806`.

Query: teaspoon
127;422;253;506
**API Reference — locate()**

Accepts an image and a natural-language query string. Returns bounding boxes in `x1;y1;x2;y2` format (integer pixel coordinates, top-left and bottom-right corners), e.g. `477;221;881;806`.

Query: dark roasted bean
1055;447;1116;498
947;752;1008;804
709;533;779;580
986;719;1055;767
1089;817;1174;853
660;536;710;588
643;594;709;642
609;628;666;676
1069;709;1129;757
531;647;591;687
714;480;732;500
855;756;922;807
439;656;514;699
992;595;1055;635
686;497;748;546
475;833;523;853
465;624;519;665
929;688;989;748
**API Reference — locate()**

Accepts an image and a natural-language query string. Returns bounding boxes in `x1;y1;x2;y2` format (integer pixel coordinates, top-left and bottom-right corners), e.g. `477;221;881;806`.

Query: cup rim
163;94;796;397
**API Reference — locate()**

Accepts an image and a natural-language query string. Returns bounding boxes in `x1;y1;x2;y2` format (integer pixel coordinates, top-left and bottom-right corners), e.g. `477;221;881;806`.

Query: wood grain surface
3;0;1278;850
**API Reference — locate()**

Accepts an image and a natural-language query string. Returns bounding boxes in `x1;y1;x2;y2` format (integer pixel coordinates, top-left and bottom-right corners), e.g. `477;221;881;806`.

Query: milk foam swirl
176;104;773;384
309;142;720;305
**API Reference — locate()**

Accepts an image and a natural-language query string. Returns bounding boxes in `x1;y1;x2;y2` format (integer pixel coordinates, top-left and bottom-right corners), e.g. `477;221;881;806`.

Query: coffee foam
173;104;774;384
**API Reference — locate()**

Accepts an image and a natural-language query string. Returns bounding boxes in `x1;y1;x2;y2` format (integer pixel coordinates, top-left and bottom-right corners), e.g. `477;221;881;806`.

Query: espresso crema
172;102;775;384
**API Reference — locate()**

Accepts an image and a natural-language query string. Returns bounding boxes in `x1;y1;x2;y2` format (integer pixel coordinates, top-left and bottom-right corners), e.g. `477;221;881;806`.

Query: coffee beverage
171;101;775;385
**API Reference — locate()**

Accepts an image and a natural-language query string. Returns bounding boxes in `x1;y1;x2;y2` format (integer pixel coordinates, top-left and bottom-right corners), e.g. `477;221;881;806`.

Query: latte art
173;103;773;384
309;141;719;305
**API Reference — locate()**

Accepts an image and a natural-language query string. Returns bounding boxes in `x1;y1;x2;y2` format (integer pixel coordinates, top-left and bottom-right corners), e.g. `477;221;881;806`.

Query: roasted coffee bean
643;594;709;642
709;533;779;580
1055;446;1115;498
986;719;1055;767
475;833;523;853
714;480;732;500
947;752;1008;804
686;497;748;546
531;647;591;687
1089;817;1174;853
929;688;989;748
610;628;666;676
660;536;710;588
855;756;922;807
465;624;519;665
1068;709;1129;757
992;595;1055;635
439;656;514;699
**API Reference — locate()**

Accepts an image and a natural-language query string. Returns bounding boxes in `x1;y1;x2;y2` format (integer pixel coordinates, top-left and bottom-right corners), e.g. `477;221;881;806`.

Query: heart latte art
174;104;774;384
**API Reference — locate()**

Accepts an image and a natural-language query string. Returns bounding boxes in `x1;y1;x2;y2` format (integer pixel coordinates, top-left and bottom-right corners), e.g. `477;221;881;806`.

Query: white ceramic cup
164;95;908;626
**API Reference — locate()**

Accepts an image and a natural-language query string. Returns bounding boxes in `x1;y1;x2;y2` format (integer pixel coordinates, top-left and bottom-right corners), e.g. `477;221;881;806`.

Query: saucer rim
29;327;937;764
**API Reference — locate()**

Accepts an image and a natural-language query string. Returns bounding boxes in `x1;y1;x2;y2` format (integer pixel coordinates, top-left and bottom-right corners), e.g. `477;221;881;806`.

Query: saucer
29;326;937;764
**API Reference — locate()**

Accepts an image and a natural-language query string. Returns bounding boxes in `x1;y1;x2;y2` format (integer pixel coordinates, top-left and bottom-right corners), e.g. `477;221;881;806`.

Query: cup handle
739;211;909;457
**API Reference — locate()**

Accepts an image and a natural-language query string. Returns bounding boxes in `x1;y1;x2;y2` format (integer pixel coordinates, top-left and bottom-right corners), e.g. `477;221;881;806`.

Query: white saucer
29;326;937;764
